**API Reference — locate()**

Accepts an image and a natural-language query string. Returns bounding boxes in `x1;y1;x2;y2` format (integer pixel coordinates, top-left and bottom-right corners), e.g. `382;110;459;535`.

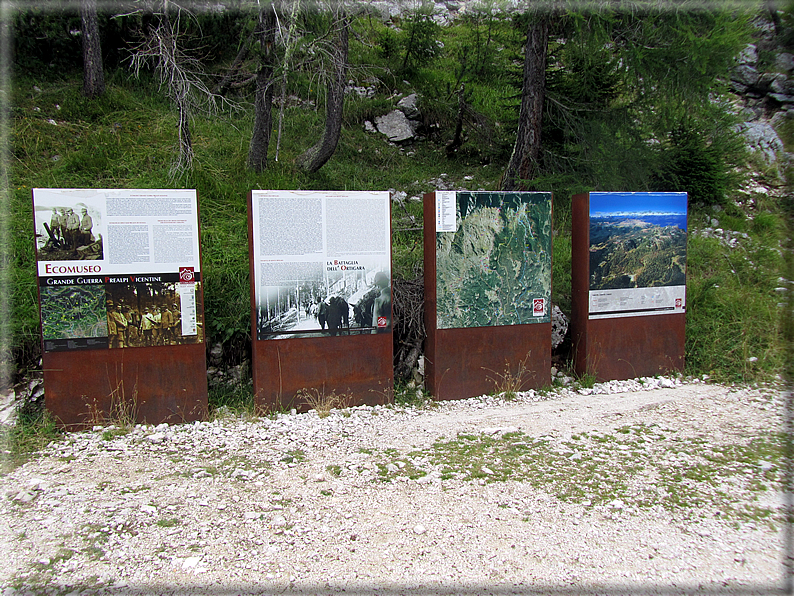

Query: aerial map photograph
589;192;688;291
436;191;552;329
39;284;108;341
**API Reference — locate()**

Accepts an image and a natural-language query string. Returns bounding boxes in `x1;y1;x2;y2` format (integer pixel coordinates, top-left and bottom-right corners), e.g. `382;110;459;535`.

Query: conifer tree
80;0;104;98
296;7;350;173
501;2;753;196
248;3;278;173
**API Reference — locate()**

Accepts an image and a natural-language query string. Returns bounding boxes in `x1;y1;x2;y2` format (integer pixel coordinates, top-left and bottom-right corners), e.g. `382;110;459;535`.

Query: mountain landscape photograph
589;193;688;291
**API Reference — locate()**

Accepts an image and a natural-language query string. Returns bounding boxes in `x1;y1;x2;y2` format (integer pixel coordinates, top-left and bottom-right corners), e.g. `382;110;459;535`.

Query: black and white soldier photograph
257;260;391;340
33;197;104;262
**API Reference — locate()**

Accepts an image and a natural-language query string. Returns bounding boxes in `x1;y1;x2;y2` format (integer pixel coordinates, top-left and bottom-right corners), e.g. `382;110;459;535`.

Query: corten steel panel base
571;192;685;382
425;325;551;401
573;314;685;381
252;335;394;412
423;192;551;401
43;344;208;430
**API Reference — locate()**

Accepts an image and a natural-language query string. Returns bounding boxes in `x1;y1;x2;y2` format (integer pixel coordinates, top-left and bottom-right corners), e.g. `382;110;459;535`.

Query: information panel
435;191;552;329
32;188;204;352
251;190;392;340
588;192;687;320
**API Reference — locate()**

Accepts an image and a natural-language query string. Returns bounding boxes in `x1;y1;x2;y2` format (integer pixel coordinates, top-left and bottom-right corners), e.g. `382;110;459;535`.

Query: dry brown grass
484;353;533;401
297;387;352;418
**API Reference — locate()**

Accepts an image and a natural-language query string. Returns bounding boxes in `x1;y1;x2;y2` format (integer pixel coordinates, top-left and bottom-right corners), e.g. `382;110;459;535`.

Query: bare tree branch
128;0;238;177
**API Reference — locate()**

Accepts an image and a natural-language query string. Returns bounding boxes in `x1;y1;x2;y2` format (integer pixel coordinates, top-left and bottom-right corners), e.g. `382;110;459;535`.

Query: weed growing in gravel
180;465;218;478
209;383;255;419
376;457;427;481
218;454;270;480
1;409;63;473
392;381;435;408
36;547;75;570
296;388;352;418
100;426;132;441
156;518;181;528
575;371;598;389
271;497;293;509
81;522;115;560
84;545;104;560
118;485;150;495
535;384;554;397
484;355;534;400
281;449;306;463
13;547;78;589
172;447;271;481
326;464;342;477
254;399;297;420
372;425;786;523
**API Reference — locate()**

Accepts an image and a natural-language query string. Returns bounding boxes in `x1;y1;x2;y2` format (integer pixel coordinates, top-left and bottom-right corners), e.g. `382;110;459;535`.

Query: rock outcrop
731;14;793;165
372;94;424;144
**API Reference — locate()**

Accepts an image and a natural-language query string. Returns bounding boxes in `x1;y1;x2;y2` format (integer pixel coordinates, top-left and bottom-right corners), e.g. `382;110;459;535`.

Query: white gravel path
0;377;788;595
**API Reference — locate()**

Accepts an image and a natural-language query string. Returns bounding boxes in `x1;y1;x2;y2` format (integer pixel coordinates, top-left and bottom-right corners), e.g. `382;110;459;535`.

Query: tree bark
446;84;466;157
161;7;193;175
176;101;193;173
297;11;349;173
500;15;549;191
247;5;277;173
80;0;104;99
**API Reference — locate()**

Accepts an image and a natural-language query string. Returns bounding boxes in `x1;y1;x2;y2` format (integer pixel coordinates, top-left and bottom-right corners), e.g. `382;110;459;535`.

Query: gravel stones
0;377;785;594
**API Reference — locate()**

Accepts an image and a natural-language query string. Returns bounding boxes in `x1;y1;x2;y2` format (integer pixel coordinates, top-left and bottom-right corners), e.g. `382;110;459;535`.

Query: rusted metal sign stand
423;192;552;400
571;192;687;381
43;345;208;429
248;191;393;412
251;335;394;412
33;189;208;429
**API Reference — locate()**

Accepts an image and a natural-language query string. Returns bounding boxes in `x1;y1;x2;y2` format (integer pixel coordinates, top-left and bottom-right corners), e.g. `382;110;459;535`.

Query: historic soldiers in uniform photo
160;304;174;344
106;301;128;349
79;207;93;247
64;208;80;250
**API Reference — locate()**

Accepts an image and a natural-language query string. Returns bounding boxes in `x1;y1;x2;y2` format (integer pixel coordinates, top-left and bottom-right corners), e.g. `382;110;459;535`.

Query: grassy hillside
8;71;494;367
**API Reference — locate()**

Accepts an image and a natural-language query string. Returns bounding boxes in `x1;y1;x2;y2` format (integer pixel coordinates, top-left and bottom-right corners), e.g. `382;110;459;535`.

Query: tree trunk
446;84;466;157
161;7;193;176
248;4;277;173
297;11;349;174
175;102;193;173
767;0;782;37
80;0;104;99
500;15;549;191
